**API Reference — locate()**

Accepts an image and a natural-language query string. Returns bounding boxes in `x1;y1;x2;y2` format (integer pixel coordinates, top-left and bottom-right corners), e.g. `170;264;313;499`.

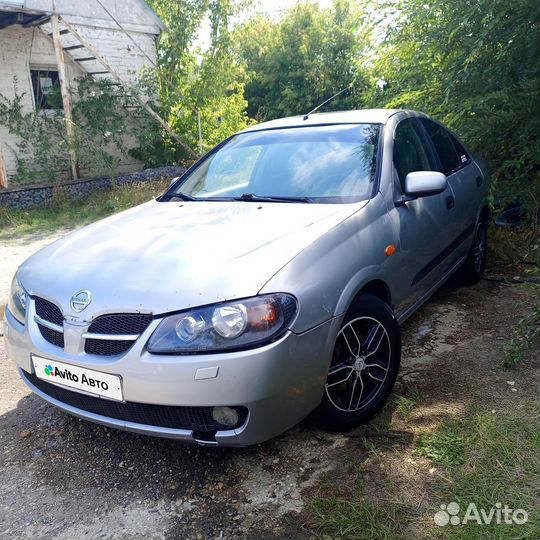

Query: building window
30;69;62;111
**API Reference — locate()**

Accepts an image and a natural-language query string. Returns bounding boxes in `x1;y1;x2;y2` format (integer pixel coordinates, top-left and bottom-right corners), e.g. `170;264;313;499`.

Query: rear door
418;118;479;255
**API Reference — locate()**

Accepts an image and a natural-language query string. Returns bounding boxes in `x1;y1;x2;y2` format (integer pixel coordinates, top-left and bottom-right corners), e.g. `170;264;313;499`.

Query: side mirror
169;176;180;188
396;171;447;206
405;171;447;197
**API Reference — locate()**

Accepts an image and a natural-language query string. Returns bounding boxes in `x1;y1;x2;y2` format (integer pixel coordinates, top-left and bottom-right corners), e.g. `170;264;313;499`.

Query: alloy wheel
325;316;391;413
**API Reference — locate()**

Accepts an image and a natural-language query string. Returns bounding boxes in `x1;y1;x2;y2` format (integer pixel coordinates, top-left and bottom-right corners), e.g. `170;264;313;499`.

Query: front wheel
310;294;401;431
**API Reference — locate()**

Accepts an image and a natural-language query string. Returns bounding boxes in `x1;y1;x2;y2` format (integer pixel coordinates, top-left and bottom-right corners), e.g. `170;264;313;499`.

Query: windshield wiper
234;193;314;203
169;192;197;201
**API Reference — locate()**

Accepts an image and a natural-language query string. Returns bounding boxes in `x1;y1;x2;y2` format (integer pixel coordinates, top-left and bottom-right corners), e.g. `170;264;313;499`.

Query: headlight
8;274;28;324
147;294;297;354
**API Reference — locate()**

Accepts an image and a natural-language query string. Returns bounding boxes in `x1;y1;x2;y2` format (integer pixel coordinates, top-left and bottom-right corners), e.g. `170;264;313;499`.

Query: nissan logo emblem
70;290;92;312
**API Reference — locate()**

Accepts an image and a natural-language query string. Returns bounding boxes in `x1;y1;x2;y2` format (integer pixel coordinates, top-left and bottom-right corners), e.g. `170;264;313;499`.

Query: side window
393;118;436;189
448;132;470;166
30;69;62;111
419;118;462;175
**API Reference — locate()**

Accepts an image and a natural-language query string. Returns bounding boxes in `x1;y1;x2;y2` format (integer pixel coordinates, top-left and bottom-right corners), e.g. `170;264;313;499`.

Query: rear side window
393;118;437;188
420;118;468;175
448;133;470;166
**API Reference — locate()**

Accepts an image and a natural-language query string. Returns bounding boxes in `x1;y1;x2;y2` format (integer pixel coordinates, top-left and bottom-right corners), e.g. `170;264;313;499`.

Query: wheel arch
357;279;392;306
335;270;394;320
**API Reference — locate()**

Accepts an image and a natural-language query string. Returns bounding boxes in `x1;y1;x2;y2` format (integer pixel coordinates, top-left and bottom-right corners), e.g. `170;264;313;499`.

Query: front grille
35;297;64;326
33;296;152;356
88;313;153;335
85;313;153;356
37;324;64;348
23;370;248;432
85;339;135;356
35;297;64;348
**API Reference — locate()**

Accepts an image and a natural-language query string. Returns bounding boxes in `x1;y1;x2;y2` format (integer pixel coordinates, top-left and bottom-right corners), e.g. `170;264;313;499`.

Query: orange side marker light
385;244;397;256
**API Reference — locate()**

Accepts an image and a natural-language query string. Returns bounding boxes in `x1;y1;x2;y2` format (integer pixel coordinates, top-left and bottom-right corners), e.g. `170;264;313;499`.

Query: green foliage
234;1;369;120
489;226;540;265
395;386;423;419
231;0;539;214
309;406;539;540
1;0;538;211
0;77;136;184
423;412;540;540
363;0;540;213
503;287;540;368
416;425;467;466
311;489;400;540
0;88;68;184
145;0;253;158
0;1;253;183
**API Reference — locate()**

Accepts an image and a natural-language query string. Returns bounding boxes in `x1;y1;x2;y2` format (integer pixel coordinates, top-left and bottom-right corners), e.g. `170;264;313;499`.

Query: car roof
239;108;406;133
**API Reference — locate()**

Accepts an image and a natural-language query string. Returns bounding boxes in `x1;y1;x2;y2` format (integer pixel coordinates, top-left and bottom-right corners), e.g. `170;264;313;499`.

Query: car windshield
169;124;381;203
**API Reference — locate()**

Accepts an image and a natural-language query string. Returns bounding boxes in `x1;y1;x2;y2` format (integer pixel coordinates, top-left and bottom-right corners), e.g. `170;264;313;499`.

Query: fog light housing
212;406;240;428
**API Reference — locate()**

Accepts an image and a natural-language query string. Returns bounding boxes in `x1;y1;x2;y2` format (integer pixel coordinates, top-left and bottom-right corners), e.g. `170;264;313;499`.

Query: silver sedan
4;109;489;446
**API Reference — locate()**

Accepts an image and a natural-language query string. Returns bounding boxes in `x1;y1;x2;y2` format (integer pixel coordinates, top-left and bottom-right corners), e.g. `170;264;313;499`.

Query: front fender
259;195;395;334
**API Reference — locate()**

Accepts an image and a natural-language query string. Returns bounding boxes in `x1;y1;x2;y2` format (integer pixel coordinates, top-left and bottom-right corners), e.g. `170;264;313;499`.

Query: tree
363;0;540;209
135;0;253;164
234;0;370;120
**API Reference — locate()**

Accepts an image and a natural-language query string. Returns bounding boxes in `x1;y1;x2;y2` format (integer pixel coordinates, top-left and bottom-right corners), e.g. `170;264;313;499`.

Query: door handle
476;175;483;187
446;195;455;210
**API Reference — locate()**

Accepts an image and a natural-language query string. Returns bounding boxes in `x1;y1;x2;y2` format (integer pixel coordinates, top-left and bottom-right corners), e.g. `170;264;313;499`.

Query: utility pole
51;13;78;180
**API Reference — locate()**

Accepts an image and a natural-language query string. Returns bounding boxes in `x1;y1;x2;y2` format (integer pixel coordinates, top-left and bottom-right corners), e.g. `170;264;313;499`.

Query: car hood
19;199;366;321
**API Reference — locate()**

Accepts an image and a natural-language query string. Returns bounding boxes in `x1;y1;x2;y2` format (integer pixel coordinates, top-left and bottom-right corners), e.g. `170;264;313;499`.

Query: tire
458;217;488;285
309;293;401;431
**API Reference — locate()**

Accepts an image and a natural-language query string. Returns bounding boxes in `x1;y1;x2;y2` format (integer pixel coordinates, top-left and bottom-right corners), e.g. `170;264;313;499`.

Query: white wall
57;23;158;85
20;0;162;34
0;26;83;178
0;0;162;181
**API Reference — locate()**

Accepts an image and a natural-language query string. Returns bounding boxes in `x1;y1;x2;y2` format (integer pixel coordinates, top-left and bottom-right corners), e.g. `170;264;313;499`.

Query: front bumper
3;302;340;446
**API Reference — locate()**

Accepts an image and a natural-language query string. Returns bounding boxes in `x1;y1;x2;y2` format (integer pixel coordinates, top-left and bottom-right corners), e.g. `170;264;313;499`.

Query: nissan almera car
4;109;489;446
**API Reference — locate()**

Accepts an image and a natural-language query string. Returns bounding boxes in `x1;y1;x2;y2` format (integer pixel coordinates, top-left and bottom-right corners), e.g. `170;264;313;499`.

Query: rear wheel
310;294;401;431
458;217;487;284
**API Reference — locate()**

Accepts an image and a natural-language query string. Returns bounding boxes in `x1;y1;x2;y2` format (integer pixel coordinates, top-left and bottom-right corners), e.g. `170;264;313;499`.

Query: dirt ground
0;269;538;539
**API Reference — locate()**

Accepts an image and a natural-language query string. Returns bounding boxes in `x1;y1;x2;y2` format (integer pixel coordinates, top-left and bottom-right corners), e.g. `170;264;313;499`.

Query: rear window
420;118;468;175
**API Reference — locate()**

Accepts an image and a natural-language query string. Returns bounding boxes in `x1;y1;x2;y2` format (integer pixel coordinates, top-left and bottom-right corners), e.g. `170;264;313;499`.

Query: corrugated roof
137;0;164;31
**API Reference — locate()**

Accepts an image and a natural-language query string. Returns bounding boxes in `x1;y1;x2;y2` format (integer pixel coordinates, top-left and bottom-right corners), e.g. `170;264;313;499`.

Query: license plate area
31;355;123;401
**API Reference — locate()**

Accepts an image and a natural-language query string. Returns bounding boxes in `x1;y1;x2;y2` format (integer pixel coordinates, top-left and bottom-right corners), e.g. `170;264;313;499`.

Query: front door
389;117;451;315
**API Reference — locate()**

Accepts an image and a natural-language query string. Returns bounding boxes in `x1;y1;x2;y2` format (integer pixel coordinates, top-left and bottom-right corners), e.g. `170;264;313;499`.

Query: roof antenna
303;86;351;121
